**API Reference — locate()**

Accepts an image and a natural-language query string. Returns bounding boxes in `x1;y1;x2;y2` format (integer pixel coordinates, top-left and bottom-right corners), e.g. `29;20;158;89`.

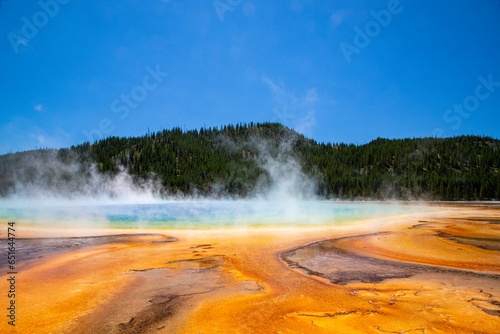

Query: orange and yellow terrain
1;204;500;333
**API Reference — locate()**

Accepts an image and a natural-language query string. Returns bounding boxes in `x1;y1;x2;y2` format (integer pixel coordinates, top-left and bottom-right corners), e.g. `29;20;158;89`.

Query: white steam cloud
0;134;333;229
0;150;162;206
252;138;318;201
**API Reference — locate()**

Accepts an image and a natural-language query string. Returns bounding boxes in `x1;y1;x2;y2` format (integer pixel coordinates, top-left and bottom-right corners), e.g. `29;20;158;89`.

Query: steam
0;133;428;229
252;137;318;201
204;134;323;225
0;150;162;205
0;132;334;228
250;138;322;225
0;134;319;202
0;149;165;229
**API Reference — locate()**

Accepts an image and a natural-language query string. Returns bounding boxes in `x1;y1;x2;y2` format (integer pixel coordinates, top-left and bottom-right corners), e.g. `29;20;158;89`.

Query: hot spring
0;200;427;229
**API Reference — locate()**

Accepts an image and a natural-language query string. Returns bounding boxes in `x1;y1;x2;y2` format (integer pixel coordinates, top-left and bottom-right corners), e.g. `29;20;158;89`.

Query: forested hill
1;122;499;200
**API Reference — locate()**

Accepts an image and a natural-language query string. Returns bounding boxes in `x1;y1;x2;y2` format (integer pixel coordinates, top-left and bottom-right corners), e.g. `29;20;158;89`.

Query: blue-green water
0;200;428;229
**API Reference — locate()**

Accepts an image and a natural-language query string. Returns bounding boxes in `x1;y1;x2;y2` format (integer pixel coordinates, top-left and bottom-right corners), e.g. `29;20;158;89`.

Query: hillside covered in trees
1;122;499;200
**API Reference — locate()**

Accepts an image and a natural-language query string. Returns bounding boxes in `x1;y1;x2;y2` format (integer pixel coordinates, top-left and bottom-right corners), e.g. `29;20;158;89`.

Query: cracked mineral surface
2;205;500;333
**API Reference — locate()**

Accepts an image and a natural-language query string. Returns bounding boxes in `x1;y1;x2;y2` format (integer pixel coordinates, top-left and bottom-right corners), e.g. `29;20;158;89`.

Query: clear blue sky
1;0;500;154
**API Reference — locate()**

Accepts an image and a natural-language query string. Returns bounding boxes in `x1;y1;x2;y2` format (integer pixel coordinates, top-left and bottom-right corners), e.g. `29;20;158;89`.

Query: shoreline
2;200;498;238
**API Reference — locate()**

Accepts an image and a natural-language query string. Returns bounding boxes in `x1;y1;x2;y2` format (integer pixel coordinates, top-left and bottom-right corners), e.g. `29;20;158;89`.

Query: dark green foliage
0;122;499;200
300;135;500;200
77;123;308;196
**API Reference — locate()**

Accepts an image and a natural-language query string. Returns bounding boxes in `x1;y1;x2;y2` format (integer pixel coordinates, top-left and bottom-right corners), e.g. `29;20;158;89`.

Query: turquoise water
0;200;427;229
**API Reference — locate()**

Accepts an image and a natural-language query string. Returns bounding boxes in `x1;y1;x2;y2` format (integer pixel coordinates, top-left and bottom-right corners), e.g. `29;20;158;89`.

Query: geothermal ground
1;204;500;333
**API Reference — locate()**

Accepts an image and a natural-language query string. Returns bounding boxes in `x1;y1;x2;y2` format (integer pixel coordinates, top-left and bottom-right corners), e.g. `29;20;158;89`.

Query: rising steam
0;134;319;207
0;140;422;229
252;137;318;201
0;149;162;205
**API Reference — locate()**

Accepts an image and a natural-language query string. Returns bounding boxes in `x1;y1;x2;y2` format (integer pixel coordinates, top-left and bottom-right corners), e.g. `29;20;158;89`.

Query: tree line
0;122;498;200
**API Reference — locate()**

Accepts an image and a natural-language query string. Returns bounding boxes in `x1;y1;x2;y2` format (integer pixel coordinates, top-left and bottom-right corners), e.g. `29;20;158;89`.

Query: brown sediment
69;255;262;334
435;231;500;251
280;233;500;285
1;233;178;270
1;205;500;333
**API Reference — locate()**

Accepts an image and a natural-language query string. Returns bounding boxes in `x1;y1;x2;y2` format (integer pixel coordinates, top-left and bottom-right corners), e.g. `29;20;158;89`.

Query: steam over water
0;200;423;229
0;138;429;229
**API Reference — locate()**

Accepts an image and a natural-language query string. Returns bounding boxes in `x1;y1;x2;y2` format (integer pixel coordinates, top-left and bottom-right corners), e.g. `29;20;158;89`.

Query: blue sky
1;0;500;154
